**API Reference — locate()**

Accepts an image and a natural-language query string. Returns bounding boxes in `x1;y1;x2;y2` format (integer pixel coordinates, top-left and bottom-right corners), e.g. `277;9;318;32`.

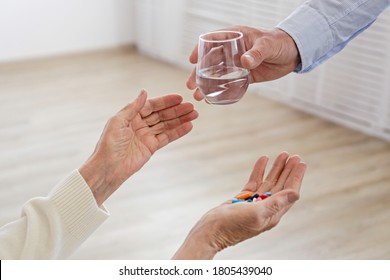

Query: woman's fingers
140;94;183;118
237;152;306;198
241;155;269;193
273;155;302;192
143;102;196;126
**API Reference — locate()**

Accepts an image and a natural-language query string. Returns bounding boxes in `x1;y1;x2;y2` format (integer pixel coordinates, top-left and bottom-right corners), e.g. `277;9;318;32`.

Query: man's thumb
241;39;269;69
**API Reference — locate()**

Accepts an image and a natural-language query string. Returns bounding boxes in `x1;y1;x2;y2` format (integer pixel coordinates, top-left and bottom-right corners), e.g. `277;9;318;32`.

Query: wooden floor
0;47;389;260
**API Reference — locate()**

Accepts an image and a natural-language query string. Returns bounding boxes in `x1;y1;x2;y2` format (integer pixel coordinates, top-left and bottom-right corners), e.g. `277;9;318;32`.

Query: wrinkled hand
173;152;306;259
187;26;300;101
80;90;199;205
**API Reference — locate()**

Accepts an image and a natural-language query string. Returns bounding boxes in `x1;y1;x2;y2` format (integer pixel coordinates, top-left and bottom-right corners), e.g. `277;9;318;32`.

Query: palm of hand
94;91;197;188
80;91;197;206
204;152;305;252
111;113;160;178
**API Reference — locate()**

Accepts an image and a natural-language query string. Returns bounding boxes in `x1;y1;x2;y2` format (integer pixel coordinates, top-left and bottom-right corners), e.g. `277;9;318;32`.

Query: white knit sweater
0;170;109;259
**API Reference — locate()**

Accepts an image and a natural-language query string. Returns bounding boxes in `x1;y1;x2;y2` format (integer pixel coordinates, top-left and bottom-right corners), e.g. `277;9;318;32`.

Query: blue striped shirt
277;0;390;73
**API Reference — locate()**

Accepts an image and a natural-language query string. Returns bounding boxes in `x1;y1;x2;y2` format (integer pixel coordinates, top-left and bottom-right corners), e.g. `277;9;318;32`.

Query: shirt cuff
277;4;333;73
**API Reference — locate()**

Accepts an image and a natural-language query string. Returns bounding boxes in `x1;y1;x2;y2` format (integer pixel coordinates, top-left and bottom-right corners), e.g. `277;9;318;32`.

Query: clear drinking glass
196;31;249;105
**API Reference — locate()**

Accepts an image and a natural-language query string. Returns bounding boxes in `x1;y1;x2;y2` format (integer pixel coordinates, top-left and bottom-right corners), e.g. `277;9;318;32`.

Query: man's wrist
274;27;301;70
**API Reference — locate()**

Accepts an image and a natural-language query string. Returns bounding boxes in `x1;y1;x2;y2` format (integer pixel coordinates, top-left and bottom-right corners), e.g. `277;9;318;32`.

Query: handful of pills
232;191;272;203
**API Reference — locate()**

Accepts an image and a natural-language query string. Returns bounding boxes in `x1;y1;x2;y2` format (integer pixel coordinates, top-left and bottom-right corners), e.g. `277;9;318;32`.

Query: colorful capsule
232;199;246;203
259;194;269;200
236;193;252;200
232;192;272;204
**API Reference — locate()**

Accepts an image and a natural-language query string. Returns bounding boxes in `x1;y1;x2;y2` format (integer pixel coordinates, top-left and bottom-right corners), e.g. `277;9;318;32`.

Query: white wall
133;0;186;66
0;0;135;62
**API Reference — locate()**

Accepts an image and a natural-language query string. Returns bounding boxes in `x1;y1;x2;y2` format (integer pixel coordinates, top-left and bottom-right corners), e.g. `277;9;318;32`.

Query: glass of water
196;31;249;105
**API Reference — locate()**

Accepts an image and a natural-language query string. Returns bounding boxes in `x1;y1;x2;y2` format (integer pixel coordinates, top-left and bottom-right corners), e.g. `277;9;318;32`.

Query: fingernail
243;54;255;66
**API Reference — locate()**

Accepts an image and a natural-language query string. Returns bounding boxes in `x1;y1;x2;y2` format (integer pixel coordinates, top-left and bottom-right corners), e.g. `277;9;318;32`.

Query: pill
259;194;269;200
264;191;272;196
250;193;260;200
236;193;252;200
232;199;246;203
252;197;257;202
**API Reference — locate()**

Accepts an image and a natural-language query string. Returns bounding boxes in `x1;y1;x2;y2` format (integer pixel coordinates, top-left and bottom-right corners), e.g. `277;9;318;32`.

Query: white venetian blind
134;0;390;141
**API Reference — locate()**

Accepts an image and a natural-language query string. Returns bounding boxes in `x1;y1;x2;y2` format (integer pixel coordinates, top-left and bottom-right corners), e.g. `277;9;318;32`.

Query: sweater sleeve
277;0;390;73
0;170;109;259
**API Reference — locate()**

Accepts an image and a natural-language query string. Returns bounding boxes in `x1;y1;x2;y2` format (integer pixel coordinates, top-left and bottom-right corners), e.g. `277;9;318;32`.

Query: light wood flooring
0;47;389;260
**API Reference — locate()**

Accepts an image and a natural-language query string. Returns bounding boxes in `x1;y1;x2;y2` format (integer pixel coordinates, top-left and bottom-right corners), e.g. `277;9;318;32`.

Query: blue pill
264;191;272;196
232;199;246;203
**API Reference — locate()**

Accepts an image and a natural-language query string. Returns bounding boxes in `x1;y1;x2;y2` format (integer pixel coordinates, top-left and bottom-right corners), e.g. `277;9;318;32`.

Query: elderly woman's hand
173;152;306;259
80;90;198;206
